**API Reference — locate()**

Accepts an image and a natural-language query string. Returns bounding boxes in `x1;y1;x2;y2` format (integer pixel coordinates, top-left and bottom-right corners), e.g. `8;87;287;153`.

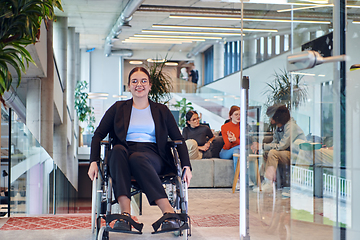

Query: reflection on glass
1;108;77;216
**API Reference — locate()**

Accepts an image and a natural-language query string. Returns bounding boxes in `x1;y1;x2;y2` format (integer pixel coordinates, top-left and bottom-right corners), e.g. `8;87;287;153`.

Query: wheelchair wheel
257;182;277;230
181;229;189;240
173;229;188;239
97;226;109;240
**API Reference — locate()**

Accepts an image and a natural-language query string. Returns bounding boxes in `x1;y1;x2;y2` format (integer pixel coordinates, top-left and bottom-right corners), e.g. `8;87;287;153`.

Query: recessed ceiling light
147;58;166;63
292;72;316;76
88;92;109;99
165;62;179;66
129;61;143;65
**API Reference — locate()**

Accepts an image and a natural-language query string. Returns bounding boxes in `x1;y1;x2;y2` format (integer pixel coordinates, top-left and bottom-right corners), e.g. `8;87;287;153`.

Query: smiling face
187;113;200;128
128;70;151;99
230;110;240;124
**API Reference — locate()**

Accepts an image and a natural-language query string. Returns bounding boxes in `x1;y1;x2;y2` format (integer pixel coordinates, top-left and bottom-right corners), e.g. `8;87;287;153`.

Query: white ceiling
54;0;359;56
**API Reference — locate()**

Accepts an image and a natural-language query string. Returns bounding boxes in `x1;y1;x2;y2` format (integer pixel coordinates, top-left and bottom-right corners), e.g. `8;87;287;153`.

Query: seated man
251;104;306;191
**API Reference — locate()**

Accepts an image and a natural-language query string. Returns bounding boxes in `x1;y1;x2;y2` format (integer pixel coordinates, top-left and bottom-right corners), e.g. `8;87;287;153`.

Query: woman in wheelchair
87;67;192;234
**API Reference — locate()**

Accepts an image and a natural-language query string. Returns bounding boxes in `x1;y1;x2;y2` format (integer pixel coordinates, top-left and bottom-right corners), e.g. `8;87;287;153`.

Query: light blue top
126;105;156;143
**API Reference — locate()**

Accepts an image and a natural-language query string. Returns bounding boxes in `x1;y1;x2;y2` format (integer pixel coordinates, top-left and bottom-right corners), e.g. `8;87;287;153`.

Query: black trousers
108;142;168;205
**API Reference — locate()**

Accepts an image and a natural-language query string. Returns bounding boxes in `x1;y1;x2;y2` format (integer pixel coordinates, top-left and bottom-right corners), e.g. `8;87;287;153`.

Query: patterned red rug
0;215;92;230
0;213;252;230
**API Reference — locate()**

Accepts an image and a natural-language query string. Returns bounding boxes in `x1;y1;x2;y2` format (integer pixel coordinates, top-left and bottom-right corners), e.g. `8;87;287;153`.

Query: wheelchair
91;139;191;240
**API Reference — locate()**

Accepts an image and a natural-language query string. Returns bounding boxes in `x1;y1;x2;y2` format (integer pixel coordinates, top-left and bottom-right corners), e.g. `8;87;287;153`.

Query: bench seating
190;158;234;188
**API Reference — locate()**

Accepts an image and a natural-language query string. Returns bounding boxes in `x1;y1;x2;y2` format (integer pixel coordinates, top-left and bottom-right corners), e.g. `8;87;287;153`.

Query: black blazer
90;99;191;172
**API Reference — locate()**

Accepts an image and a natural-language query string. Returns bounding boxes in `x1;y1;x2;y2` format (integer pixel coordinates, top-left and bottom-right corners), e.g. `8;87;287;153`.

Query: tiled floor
0;188;338;240
0;188;241;240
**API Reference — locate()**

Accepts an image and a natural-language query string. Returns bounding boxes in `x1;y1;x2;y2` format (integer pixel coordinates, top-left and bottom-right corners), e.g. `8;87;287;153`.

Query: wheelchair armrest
168;140;182;147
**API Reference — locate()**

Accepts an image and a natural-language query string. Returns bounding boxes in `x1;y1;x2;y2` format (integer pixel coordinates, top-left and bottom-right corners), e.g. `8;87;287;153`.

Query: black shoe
113;219;131;231
113;212;131;231
161;218;180;231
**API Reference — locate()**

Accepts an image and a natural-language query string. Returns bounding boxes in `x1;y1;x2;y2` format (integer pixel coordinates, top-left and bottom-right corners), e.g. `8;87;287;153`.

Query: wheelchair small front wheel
97;226;109;240
181;229;189;240
173;229;189;240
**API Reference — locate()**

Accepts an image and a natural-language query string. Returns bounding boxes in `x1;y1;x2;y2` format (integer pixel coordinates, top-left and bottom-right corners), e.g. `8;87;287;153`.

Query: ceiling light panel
152;24;278;32
134;34;222;40
129;37;205;42
169;15;331;24
141;30;244;36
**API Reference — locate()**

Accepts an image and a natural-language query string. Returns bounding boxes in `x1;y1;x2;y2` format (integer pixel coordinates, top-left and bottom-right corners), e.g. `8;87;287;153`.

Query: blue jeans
219;146;240;173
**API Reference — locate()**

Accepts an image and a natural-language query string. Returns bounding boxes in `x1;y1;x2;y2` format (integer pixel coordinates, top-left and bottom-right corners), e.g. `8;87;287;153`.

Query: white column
26;78;41;142
119;56;124;95
53;16;68;176
40;21;54;157
213;42;224;80
66;26;78;189
243;38;256;68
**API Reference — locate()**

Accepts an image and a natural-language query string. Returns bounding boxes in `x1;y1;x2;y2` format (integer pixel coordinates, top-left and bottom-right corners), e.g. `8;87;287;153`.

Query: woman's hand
182;166;192;187
227;131;236;142
88;162;99;181
198;141;211;151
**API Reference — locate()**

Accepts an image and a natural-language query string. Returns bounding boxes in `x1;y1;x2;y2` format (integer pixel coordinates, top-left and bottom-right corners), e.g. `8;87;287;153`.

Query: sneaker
252;181;273;192
249;179;255;187
236;180;240;191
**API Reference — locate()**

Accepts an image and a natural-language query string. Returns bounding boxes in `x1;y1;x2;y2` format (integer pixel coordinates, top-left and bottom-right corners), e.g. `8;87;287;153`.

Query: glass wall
240;1;360;240
0;107;77;216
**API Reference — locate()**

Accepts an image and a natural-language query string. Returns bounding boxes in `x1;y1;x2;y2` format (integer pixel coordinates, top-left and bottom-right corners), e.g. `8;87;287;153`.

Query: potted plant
0;0;63;104
264;68;308;110
146;58;173;104
75;80;95;146
173;98;193;129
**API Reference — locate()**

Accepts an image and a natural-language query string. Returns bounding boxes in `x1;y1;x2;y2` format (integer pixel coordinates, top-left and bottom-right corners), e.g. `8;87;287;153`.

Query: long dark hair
128;67;151;86
185;110;198;127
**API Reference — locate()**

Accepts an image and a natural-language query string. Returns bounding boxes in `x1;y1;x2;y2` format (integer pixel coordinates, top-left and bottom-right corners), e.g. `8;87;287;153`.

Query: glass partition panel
0;106;10;217
242;1;339;240
0;108;77;216
344;8;360;239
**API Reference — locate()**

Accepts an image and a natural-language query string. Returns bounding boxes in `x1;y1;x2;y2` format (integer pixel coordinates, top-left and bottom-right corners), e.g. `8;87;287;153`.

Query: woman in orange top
219;105;240;171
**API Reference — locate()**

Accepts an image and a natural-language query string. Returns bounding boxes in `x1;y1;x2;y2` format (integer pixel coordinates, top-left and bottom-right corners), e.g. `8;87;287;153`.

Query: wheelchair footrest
151;212;190;234
106;213;143;234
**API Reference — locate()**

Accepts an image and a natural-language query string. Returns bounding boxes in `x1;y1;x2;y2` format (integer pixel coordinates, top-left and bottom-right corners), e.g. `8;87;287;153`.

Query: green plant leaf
0;0;62;99
263;68;308;110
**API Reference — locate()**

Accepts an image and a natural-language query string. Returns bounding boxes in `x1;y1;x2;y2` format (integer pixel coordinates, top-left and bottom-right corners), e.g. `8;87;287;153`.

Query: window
204;46;214;85
224;41;241;76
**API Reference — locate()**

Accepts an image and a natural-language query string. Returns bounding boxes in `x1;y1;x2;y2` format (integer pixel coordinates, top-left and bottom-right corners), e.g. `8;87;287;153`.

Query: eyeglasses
190;117;200;122
130;79;149;85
